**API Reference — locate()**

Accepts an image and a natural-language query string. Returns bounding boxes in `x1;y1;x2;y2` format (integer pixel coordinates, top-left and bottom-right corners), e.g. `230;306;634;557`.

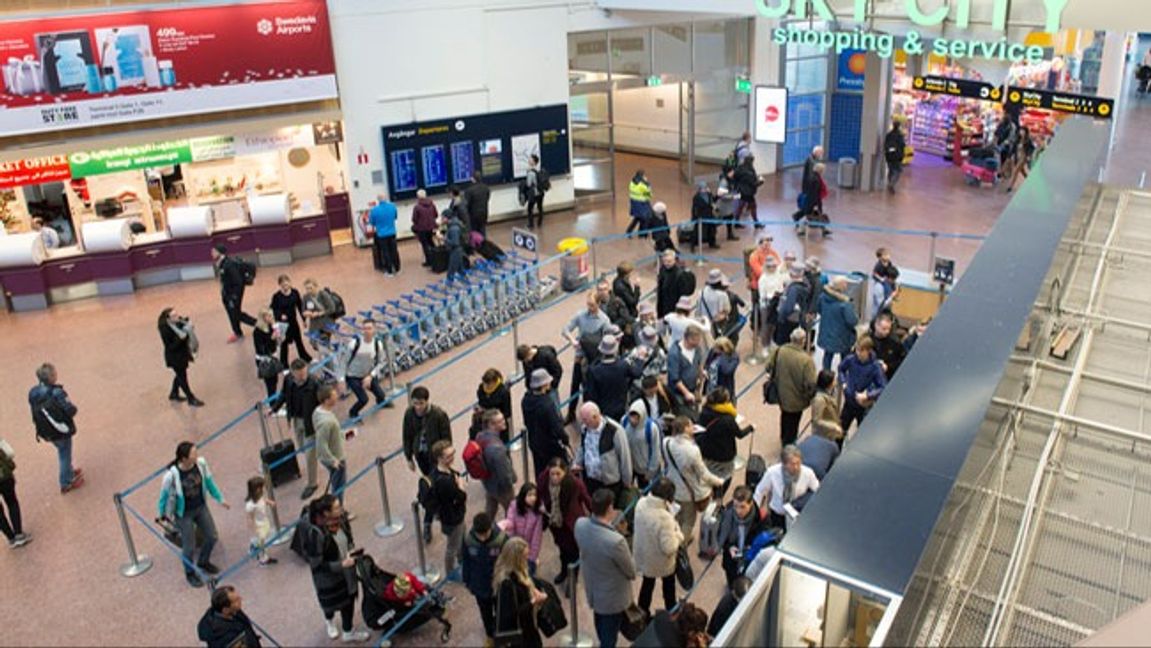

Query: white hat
529;368;553;389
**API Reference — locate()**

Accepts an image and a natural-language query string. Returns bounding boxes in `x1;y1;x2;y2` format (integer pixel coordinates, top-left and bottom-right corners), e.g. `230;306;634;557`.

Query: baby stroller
356;556;452;642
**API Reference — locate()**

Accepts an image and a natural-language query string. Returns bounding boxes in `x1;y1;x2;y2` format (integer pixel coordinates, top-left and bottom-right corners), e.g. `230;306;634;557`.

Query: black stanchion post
261;464;291;546
561;561;593;647
410;501;440;584
374;456;404;538
928;231;938;275
695;219;705;266
114;493;154;578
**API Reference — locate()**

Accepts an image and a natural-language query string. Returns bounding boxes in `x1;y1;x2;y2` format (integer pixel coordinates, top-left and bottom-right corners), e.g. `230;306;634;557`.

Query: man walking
521;369;570;476
28;363;84;494
402;385;453;542
313;385;350;509
197;585;263;648
273;359;321;499
428;440;468;579
768;328;817;446
464;172;491;236
525;154;547;228
884;121;907;193
211;245;256;343
574;489;637;648
367;194;400;276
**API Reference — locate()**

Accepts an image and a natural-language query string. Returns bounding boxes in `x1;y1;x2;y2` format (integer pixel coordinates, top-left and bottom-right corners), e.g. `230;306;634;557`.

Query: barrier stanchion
260;463;292;547
373;454;404;538
928;231;938;275
410;501;441;584
745;307;764;366
591;239;599;280
519;427;531;484
114;493;154;578
561;561;594;647
695;219;705;266
256;403;272;449
511;318;521;383
381;335;404;399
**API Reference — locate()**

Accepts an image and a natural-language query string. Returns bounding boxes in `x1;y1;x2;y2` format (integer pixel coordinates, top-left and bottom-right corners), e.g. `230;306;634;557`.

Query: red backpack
462;436;491;480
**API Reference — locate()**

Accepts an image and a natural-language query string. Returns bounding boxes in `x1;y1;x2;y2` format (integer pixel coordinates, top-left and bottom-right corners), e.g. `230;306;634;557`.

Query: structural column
749;16;783;174
858;50;893;193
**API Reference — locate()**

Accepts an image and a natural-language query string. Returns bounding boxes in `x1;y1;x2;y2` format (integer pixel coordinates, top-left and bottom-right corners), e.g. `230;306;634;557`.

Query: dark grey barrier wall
778;117;1111;597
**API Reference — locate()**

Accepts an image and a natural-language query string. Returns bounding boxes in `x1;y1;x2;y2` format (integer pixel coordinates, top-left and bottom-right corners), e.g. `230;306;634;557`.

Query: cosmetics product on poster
0;0;337;136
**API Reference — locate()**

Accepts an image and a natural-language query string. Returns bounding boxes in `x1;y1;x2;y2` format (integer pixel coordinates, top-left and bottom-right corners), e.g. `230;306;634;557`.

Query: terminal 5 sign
759;0;1070;64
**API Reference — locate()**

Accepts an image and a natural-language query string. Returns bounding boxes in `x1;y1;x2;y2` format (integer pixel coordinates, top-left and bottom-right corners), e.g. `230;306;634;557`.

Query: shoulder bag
662;439;711;513
675;543;695;589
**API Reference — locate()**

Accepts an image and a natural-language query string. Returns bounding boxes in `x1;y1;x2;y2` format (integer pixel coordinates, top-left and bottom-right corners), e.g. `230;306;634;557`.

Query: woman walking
253;308;283;400
158;308;204;407
302;494;370;642
270;274;313;365
493;537;547;647
632;477;683;617
538;458;592;587
157;442;229;587
696;388;755;498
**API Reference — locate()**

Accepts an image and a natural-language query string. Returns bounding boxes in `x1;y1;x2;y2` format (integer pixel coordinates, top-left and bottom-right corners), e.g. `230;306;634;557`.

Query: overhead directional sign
913;75;1002;102
1005;86;1114;119
512;227;539;257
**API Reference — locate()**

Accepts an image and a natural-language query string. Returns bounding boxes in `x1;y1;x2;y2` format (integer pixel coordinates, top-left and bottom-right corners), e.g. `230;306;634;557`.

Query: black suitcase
430;246;449;273
477;239;505;262
261;439;301;487
745;453;766;489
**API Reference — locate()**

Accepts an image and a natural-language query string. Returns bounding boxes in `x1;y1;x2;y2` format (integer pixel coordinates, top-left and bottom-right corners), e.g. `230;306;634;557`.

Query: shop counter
290;214;332;259
891;268;949;323
0;265;49;311
43;255;98;303
87;250;136;296
131;239;181;288
212;227;257;255
250;222;294;266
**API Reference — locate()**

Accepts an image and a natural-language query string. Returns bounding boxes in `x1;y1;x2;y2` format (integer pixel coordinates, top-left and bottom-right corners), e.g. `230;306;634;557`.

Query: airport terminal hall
6;0;1151;646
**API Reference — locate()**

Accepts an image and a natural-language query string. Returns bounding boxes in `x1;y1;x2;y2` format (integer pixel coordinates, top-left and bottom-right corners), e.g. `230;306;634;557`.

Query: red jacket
383;571;427;605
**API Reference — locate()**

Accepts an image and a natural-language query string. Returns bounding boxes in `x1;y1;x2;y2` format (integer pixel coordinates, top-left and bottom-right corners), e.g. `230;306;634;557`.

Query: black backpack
240;259;257;286
536;167;551;192
323;288;347;319
32;391;72;443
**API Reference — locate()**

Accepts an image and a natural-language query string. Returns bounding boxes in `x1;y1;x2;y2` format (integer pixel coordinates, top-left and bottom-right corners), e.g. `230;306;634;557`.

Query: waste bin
557;237;590;292
838;157;857;189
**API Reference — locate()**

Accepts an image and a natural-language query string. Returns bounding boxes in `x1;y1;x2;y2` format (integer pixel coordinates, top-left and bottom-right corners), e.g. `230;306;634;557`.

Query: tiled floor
1;93;1146;646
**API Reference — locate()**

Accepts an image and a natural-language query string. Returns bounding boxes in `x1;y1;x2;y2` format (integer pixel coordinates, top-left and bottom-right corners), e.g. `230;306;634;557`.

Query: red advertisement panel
0;0;337;136
0;156;71;189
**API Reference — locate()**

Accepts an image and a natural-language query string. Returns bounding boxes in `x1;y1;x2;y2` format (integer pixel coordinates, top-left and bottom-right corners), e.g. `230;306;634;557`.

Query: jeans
780;409;803;446
447;247;466;279
346;375;386;419
415;230;435;266
526;195;545;228
593;612;624;648
222;290;256;337
326;462;347;503
442;522;464;575
177;505;218;573
292;419;318;489
821;349;841;372
376;235;400;273
477;596;496;638
169;367;195;400
888;164;903;189
52;436;74;488
0;478;22;540
638;574;676;614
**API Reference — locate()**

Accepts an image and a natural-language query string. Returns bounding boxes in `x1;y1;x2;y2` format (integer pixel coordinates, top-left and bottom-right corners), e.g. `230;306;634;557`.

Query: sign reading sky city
760;0;1069;64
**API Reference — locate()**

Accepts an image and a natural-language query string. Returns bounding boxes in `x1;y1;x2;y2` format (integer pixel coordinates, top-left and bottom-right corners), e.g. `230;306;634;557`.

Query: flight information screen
389;149;418;193
421;145;447;188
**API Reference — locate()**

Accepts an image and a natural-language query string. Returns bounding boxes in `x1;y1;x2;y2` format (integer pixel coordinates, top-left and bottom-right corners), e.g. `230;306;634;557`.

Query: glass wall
693;20;752;168
569;31;613;200
782;25;831;167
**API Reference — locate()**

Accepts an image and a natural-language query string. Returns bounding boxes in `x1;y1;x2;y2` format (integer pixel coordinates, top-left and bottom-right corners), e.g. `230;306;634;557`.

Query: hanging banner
0;0;337;136
0;156;71;188
68;140;194;177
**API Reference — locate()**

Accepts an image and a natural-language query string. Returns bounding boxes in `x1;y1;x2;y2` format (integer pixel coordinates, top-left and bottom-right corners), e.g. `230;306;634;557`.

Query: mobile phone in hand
345;428;358;441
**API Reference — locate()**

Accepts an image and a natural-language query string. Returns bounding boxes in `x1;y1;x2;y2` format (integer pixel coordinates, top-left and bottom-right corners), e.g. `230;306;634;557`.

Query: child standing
245;476;278;565
504;483;545;575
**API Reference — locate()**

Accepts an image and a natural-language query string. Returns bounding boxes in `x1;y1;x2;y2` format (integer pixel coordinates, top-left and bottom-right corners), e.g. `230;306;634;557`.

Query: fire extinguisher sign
356;147;369;165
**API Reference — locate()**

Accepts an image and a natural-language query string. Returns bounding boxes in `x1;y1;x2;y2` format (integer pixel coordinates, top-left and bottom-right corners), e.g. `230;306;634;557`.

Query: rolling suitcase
698;501;723;559
744;454;766;489
430;246;449;273
261;414;301;487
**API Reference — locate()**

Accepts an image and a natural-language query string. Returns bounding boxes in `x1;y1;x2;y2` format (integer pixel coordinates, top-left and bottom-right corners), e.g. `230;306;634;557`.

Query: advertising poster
511;133;540;178
754;86;788;144
0;0;338;136
837;49;866;92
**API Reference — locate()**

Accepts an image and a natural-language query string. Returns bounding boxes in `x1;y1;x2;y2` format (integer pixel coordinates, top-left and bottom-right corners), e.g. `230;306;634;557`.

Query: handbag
621;603;649;641
532;579;568;637
675;544;695;589
493;580;524;647
763;348;780;405
257;355;283;380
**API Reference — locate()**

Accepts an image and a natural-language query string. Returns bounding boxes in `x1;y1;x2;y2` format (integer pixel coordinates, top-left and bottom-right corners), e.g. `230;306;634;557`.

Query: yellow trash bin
557;237;590;292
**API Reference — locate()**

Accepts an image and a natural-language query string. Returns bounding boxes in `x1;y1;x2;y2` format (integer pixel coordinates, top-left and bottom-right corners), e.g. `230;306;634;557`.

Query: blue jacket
368;201;398;237
817;291;859;356
838;354;887;402
157;457;225;519
797;434;839;480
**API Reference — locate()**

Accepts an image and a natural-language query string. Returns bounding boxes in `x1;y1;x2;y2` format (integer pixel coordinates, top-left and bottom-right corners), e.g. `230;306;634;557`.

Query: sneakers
227;334;243;344
169;394;187;402
273;409;288;418
186;571;205;588
8;533;32;548
300;485;318;500
61;475;85;494
325;619;339;640
341;629;370;643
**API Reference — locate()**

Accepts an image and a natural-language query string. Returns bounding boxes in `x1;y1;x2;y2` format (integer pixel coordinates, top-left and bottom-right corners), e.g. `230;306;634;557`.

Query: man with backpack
525;154;549;229
465;409;516;519
884;121;907;194
402;386;453;542
28;362;84;494
211;244;257;343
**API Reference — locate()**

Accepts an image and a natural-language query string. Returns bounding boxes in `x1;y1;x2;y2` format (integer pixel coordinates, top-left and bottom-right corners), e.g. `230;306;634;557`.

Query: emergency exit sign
735;77;753;94
646;75;663;87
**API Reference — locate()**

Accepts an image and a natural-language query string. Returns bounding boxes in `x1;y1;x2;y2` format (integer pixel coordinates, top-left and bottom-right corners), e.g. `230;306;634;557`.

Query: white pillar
1096;31;1128;100
858;51;893;193
749;16;783;174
